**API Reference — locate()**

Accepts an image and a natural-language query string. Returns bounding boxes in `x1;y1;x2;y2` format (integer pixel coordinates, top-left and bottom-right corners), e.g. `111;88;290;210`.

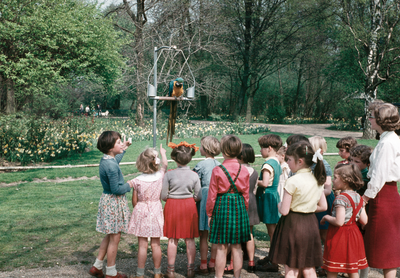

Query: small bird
167;77;184;144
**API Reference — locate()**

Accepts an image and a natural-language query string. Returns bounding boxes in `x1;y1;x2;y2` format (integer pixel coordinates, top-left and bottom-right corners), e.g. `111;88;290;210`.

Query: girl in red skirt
362;102;400;278
321;164;368;278
161;142;202;278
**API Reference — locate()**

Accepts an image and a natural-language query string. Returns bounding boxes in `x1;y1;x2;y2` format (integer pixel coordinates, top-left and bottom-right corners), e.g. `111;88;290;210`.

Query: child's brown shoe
89;266;104;278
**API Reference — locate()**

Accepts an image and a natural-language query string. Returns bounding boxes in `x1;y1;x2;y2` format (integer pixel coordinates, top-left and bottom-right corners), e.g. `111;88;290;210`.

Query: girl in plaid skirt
206;135;251;278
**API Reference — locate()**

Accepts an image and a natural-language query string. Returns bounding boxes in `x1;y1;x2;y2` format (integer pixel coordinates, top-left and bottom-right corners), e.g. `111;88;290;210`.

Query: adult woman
362;102;400;278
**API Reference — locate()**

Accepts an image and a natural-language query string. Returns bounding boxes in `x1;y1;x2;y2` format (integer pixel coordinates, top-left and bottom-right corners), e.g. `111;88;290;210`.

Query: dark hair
171;146;195;165
97;131;121;154
349;145;373;166
237;143;255;164
286;141;326;185
258;134;282;151
286;134;309;146
220;135;242;158
336;136;357;152
334;164;364;191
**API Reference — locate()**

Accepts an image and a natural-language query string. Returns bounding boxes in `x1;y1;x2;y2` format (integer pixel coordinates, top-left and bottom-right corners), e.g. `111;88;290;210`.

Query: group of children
88;128;377;278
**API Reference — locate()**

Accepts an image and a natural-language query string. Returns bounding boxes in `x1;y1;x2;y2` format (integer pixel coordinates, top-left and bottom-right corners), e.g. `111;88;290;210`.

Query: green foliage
0;0;125;114
328;119;362;131
266;106;286;123
0;114;95;165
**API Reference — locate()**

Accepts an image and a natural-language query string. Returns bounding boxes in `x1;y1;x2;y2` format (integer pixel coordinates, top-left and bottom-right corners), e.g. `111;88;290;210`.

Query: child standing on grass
255;134;282;272
269;141;327;278
193;136;221;275
206;135;250;278
127;144;168;278
237;143;260;273
336;137;358;165
89;131;132;278
161;142;202;278
321;164;368;278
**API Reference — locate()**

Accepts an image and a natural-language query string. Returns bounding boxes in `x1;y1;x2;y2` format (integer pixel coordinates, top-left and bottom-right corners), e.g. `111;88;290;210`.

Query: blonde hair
201;136;221;157
309;136;327;153
136;148;159;174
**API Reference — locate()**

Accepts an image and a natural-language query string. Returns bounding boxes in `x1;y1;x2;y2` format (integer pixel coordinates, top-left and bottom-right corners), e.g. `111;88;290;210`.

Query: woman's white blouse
365;131;400;199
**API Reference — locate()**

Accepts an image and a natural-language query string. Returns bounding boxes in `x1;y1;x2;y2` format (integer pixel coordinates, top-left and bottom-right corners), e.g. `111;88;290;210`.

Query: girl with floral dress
127;144;168;278
89;131;131;278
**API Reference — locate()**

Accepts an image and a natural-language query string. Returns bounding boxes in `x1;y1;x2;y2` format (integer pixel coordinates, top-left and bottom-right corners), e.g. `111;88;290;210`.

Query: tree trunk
362;0;381;139
135;0;146;126
6;78;16;114
245;74;257;123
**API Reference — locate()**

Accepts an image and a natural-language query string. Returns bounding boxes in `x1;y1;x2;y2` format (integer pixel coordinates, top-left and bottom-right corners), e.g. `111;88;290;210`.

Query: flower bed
0;115;270;165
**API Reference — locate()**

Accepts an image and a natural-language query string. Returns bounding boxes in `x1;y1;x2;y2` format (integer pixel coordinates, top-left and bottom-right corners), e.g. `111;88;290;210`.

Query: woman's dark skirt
209;192;251;244
364;181;400;269
269;211;323;268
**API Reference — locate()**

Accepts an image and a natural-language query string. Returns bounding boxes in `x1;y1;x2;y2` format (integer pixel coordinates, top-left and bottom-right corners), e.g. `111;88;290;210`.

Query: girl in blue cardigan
89;131;131;278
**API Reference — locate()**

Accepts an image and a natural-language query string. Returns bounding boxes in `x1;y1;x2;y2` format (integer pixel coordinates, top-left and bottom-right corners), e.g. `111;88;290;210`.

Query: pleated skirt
270;211;323;268
163;198;199;239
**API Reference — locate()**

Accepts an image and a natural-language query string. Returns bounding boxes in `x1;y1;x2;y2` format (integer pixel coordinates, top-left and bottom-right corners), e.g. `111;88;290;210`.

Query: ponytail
286;141;326;185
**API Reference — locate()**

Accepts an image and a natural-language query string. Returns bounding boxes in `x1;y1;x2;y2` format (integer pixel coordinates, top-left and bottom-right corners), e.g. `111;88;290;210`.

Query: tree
0;0;124;114
336;0;400;138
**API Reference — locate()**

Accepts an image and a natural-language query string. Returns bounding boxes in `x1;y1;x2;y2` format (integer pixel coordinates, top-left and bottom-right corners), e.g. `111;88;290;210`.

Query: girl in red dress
321;164;368;278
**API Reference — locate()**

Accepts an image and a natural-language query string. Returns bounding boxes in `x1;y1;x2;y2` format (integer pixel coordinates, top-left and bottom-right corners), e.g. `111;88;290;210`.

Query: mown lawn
0;132;379;271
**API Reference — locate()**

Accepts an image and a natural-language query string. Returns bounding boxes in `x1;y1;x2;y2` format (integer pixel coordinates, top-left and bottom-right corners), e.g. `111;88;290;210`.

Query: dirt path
267;123;363;139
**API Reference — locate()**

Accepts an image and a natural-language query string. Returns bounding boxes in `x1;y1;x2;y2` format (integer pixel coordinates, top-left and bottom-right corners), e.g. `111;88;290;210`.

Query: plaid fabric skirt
209;192;251;244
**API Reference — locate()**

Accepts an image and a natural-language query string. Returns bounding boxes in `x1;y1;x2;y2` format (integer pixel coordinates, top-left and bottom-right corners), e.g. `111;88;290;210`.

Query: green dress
256;158;282;224
209;165;251;244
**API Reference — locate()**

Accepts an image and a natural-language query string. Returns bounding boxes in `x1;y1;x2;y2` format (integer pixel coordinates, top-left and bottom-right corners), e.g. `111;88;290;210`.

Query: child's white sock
154;267;162;274
93;258;103;270
106;265;117;276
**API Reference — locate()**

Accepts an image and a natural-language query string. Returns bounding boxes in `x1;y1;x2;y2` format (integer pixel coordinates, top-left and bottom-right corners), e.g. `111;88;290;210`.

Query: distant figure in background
80;104;84;115
85;105;90;115
97;104;102;117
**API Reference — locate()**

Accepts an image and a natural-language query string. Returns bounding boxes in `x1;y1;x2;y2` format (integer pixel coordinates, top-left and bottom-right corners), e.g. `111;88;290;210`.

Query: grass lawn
0;132;380;270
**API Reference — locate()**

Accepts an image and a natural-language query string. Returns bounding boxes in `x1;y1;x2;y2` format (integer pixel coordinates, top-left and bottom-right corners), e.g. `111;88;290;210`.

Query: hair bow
168;141;199;153
283;142;288;148
312;148;323;163
154;155;161;165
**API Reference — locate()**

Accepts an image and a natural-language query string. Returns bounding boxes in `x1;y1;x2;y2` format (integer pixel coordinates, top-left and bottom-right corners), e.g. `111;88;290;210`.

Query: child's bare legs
215;243;228;278
167;238;178;266
231;243;243;278
302;267;317;278
383;268;397;278
150;238;161;269
284;265;299;278
199;231;208;269
266;223;276;242
137;237;148;269
246;226;255;263
97;233;121;267
326;272;338;278
185;238;196;264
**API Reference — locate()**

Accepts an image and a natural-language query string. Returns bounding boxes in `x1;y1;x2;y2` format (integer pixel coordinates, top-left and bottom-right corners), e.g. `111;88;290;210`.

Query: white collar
136;171;162;182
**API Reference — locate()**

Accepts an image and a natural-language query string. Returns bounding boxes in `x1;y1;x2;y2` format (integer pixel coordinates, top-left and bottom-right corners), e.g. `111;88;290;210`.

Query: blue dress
193;158;221;231
256;158;282;224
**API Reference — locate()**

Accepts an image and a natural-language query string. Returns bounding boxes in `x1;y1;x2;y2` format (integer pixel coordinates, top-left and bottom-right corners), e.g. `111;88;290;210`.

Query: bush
0;114;95;165
328;119;361;131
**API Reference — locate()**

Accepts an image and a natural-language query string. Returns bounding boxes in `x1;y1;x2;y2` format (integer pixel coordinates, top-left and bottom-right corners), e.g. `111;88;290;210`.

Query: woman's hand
320;215;327;225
